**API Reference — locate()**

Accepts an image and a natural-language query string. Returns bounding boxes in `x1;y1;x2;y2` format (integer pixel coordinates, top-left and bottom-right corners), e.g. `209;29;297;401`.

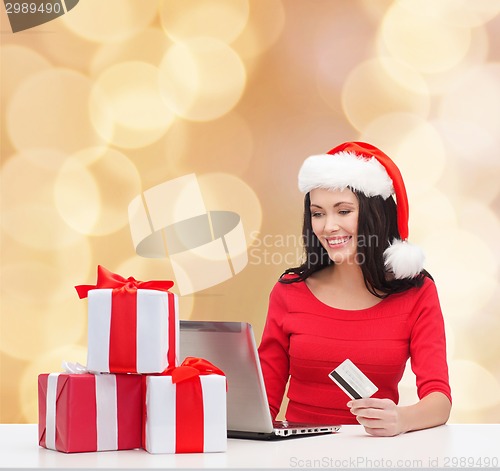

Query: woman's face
309;187;359;265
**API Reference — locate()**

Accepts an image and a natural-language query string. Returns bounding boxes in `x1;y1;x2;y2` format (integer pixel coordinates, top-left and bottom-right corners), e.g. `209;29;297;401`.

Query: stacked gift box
38;265;227;454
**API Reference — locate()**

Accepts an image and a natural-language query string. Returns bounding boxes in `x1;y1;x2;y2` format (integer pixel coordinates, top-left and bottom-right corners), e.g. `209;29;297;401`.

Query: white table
1;424;499;469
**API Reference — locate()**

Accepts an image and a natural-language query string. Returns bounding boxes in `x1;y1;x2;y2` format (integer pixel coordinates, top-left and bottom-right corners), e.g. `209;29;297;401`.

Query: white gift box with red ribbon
143;357;227;454
76;266;179;374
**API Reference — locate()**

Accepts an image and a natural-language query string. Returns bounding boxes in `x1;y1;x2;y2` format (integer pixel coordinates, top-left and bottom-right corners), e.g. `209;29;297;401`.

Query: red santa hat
298;141;425;279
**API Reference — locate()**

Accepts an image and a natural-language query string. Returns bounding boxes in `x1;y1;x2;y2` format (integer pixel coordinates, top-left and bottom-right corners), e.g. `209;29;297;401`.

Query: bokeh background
1;0;500;424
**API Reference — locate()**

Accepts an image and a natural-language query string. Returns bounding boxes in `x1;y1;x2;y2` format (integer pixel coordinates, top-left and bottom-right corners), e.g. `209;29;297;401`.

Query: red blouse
258;276;451;425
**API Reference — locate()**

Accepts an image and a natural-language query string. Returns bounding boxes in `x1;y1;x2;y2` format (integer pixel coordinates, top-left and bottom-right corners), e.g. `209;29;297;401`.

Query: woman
258;141;451;437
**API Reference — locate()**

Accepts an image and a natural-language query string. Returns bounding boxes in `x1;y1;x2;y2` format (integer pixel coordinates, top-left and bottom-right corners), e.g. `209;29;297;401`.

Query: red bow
163;357;225;384
75;265;174;299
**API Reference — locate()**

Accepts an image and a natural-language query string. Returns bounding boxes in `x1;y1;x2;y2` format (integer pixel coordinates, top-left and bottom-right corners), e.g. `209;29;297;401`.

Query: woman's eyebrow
333;201;355;208
310;201;355;208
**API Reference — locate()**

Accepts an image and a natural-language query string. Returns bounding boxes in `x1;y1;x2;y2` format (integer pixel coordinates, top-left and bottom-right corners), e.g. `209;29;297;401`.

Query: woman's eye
339;210;352;215
312;212;323;218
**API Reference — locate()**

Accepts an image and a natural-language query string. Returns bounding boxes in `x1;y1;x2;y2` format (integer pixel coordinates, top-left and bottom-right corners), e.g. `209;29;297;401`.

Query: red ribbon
75;266;176;373
163;357;226;382
74;265;174;299
164;358;225;453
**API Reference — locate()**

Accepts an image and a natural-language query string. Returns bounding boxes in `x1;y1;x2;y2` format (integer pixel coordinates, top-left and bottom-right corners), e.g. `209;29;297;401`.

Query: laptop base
228;430;337;441
228;423;341;441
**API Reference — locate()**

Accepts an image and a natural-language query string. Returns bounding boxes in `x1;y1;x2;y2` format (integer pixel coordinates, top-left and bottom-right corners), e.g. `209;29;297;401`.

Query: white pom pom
383;239;425;279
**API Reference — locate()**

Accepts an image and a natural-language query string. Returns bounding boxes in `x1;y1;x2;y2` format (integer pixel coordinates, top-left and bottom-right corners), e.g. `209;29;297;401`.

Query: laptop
179;320;341;440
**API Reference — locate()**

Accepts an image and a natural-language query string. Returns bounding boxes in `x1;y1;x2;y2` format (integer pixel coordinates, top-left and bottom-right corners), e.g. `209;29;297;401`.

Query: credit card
328;359;378;400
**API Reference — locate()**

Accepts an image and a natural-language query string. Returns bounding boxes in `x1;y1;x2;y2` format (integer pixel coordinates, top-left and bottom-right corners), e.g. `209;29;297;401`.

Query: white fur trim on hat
383;239;425;279
298;151;394;198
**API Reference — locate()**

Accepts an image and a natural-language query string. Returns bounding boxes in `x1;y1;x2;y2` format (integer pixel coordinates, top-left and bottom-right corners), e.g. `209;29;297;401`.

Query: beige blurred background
1;0;499;424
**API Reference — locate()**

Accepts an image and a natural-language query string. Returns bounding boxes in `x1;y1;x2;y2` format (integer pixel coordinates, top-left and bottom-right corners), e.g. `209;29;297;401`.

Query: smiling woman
258;142;452;437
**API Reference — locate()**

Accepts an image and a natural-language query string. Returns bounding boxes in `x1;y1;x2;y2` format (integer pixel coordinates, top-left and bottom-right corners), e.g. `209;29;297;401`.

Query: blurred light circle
458;200;500;260
6;68;105;153
424;229;498;277
54;147;142;236
159;0;249;44
417;26;488;96
94;62;174;131
54;157;100;235
422;229;497;317
341;58;430;132
0;150;83;250
0;228;92;298
20;345;88;423
196;173;262;249
0;247;91;304
314;4;377;109
411;188;458;243
359;0;393;22
61;0;158;43
392;123;447;196
116;258;194;316
0;45;51;115
90;28;173;76
460;293;500;365
231;0;285;62
361;113;447;195
24;17;98;73
1;295;86;361
375;56;433;97
437;63;500;167
435;119;498;169
161;120;191;175
381;0;471;74
1;262;64;305
52;239;94;291
166;113;254;176
159;37;246;121
456;165;500;206
449;360;500;410
90;61;176;149
392;0;500;29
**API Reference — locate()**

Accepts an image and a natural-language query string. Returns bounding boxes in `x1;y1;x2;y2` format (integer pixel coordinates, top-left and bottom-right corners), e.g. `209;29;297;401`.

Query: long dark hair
280;190;431;297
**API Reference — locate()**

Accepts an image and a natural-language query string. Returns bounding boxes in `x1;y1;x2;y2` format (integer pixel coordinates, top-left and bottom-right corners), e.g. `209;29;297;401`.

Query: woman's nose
324;218;340;232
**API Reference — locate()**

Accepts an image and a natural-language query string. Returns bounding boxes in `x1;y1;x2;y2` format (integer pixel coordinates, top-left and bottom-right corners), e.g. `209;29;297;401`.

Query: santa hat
298;141;425;279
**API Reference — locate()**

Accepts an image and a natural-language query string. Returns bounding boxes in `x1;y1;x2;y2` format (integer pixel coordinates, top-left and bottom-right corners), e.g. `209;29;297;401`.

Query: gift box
143;357;227;454
38;371;142;453
76;265;179;374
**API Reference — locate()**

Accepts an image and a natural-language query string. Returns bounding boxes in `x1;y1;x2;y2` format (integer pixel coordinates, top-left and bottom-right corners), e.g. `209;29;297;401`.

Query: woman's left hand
348;398;406;437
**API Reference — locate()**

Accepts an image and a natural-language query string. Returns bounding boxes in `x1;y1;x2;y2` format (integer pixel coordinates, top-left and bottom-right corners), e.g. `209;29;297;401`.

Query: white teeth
327;237;349;246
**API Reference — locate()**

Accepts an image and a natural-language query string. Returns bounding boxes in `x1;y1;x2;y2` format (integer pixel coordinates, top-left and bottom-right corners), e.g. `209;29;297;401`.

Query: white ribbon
45;373;60;451
61;361;90;374
45;362;118;451
95;375;118;451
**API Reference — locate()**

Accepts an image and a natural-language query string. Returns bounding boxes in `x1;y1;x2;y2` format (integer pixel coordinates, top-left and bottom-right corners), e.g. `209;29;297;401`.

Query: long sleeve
258;282;290;419
410;279;452;403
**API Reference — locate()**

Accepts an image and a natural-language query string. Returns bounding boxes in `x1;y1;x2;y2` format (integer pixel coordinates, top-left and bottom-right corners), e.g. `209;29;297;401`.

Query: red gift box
76;265;179;374
38;372;142;453
143;357;227;454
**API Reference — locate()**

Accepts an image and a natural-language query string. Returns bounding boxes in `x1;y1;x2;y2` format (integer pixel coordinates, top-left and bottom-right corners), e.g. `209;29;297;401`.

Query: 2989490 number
5;2;62;14
444;456;499;468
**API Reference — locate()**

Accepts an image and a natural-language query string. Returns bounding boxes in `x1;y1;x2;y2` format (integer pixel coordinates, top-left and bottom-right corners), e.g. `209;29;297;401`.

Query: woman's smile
324;235;352;248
